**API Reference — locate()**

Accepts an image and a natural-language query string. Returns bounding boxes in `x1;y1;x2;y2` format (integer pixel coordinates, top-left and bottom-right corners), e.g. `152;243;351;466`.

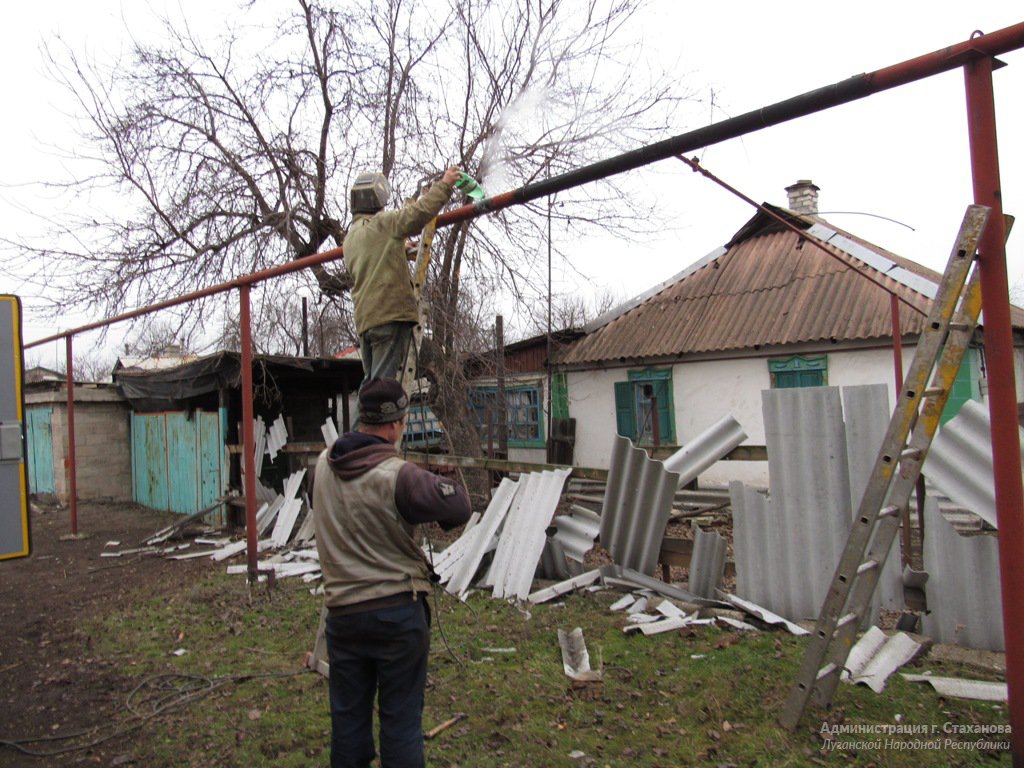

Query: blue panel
166;413;199;514
132;414;170;511
198;410;225;513
26;407;55;494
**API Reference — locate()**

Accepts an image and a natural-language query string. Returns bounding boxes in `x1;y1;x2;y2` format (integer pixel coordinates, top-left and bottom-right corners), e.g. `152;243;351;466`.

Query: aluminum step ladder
778;204;991;730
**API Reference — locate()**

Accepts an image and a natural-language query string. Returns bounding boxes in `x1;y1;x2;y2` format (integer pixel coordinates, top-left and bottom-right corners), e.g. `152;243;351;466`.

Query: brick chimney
785;179;820;215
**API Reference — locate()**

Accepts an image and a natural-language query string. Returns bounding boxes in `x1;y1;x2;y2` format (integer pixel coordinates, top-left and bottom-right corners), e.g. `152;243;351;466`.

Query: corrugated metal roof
558;207;1024;367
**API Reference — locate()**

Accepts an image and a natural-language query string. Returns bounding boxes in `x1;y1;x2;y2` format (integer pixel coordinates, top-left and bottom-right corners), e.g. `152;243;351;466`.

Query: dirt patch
0;500;221;766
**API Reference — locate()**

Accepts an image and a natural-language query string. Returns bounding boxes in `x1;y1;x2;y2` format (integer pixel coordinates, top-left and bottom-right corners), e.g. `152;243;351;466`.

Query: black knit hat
359;378;409;424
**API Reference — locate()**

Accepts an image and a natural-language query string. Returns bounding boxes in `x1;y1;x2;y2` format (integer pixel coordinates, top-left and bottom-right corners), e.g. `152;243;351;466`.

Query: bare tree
16;0;691;462
518;287;624;338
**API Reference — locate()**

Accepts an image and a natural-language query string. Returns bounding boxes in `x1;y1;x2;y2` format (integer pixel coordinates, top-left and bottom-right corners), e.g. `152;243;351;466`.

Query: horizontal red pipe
26;246;345;348
436;21;1024;227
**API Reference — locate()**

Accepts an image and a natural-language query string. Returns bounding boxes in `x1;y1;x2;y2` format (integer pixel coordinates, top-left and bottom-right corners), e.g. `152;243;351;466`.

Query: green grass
83;574;1011;767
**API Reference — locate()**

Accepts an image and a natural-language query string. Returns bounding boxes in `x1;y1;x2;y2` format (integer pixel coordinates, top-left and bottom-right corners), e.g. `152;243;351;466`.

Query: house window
769;355;827;388
613;369;675;444
403;404;445;449
469;382;545;447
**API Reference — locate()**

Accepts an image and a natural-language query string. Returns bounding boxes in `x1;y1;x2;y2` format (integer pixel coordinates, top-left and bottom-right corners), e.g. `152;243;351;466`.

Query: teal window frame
469;381;545;448
613;368;676;445
769;355;828;388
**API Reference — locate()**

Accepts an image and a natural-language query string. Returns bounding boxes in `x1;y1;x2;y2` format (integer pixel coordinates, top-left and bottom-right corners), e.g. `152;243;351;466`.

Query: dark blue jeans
325;598;430;768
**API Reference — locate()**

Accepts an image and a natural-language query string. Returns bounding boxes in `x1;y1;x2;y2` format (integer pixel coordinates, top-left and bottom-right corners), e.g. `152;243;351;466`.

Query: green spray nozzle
455;172;487;202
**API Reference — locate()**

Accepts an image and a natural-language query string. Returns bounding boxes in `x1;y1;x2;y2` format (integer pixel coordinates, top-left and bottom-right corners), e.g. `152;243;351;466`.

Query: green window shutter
614;381;635;439
551;373;569;420
769;355;827;389
652;377;674;443
941;347;980;424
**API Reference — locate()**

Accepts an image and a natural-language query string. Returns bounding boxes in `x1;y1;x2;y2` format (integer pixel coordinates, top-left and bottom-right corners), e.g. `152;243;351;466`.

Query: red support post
964;56;1024;766
890;294;904;393
65;335;78;536
239;285;259;581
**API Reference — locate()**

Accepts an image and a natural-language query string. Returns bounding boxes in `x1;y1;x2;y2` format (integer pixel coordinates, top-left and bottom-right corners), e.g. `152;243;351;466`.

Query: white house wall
566;345;913;487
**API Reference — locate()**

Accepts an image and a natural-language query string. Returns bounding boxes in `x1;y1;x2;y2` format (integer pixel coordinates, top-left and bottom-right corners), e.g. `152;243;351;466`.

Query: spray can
455;172;487;202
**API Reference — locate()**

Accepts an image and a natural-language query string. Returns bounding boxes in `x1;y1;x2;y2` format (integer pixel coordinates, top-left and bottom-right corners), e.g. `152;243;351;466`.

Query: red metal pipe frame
239;285;259;581
965;56;1023;766
64;335;78;536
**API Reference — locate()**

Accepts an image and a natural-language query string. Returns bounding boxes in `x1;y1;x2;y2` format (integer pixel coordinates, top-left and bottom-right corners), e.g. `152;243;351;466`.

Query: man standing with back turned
312;378;471;768
344;166;461;384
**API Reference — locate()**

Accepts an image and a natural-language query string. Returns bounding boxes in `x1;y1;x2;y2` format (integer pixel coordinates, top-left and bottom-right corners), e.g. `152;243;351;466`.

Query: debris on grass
901;673;1008;702
557;627;602;682
841;625;923;692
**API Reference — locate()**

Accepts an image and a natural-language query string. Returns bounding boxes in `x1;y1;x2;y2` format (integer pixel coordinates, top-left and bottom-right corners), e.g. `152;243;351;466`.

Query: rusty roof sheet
558;209;1022;367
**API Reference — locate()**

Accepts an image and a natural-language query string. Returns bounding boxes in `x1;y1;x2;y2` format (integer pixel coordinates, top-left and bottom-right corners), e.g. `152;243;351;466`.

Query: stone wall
25;386;133;503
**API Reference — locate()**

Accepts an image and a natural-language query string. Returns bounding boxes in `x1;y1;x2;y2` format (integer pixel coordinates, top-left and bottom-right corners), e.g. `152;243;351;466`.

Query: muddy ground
0;500;219;767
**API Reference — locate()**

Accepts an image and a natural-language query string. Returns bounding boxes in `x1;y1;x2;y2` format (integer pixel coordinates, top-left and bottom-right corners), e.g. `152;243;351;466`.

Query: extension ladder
398;216;437;393
778;204;991;730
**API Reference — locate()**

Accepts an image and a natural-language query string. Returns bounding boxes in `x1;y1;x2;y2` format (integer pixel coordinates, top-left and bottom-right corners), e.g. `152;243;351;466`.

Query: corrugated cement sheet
687;526;726;599
559;225;934;366
488;468;572;600
437;477;519;597
923;399;1024;530
600;436;680;576
731;385;902;623
662;415;747;487
920;496;1004;651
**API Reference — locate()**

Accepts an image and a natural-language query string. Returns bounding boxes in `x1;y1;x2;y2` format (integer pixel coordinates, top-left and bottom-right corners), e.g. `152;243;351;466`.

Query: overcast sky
2;1;1022;365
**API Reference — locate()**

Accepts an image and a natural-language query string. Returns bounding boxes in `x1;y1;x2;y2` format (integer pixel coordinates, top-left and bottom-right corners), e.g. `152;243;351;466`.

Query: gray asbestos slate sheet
920;496;1004;651
731;385;902;623
600;435;680;576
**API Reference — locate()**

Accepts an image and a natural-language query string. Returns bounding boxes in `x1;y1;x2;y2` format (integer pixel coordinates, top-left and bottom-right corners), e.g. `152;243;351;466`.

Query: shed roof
558;205;1023;367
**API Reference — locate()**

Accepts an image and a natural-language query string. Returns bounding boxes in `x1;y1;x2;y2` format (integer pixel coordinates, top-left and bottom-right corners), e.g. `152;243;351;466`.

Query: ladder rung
816;662;838;681
901;448;923;462
948;321;970;332
836;612;859;629
857;559;879;575
923;387;945;398
879;505;900;518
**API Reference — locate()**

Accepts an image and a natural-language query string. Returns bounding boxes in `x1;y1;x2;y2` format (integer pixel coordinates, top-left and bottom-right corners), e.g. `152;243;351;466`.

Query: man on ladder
343;165;461;396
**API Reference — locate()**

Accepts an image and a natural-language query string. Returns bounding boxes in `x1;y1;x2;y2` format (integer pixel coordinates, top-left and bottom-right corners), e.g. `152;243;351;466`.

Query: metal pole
890;294;913;565
964;55;1024;766
495;316;507;457
64;335;77;536
301;296;309;357
890;294;904;393
239;285;259;581
546;194;553;447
